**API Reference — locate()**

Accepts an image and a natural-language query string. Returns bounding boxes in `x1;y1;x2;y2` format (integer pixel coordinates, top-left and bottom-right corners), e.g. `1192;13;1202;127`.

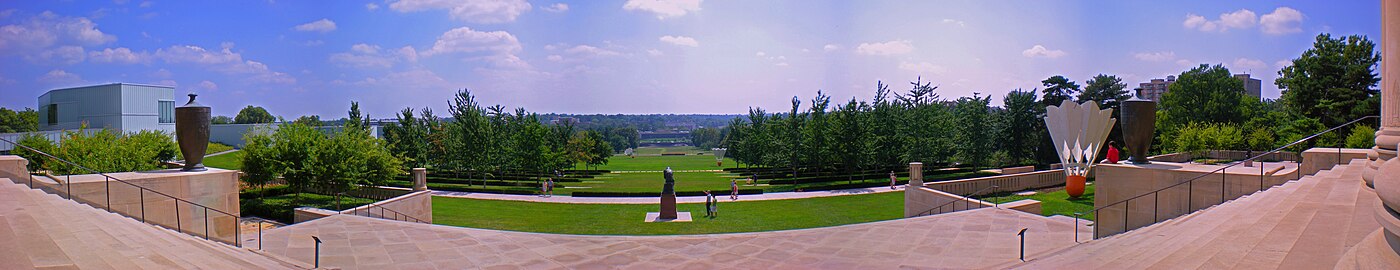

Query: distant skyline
0;0;1383;117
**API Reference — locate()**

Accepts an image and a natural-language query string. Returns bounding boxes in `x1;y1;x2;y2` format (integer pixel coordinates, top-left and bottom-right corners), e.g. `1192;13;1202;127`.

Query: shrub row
383;181;541;195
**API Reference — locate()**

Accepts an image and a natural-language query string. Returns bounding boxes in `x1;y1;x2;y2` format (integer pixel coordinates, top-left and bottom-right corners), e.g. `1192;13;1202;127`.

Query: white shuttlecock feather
1044;100;1116;177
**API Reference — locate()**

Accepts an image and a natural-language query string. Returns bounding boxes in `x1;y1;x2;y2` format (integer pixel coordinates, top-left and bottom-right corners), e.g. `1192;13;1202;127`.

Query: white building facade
37;83;177;134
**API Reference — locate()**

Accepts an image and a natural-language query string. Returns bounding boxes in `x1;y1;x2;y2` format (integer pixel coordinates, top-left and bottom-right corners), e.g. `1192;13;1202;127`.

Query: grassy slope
431;191;903;235
596;154;734;171
204;150;243;170
571;171;742;193
987;184;1095;219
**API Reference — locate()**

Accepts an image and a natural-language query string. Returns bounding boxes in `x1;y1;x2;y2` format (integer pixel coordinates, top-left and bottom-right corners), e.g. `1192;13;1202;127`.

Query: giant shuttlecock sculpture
1043;100;1116;198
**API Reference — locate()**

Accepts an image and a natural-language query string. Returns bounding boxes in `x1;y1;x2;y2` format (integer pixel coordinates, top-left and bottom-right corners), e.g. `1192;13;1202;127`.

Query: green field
431;191;904;235
570;171;742;192
986;184;1095;220
593;154;734;171
204;150;243;170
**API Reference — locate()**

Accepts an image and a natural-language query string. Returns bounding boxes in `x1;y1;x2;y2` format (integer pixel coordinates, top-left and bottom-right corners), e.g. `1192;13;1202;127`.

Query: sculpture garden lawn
430;191;904;235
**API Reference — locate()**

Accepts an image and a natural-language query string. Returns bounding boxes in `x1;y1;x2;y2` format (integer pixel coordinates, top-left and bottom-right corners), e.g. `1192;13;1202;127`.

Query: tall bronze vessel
1120;95;1156;164
175;93;210;171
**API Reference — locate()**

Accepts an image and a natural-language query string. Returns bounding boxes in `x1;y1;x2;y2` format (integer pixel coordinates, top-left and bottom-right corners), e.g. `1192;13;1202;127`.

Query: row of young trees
381;90;615;178
239;102;404;195
14;129;177;174
723;70;1138;177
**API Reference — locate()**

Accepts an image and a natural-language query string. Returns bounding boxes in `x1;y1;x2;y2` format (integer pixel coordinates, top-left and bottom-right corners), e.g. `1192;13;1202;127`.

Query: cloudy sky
0;0;1383;117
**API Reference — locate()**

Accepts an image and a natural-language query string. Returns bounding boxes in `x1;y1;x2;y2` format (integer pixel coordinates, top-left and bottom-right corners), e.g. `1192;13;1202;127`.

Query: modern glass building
37;83;177;134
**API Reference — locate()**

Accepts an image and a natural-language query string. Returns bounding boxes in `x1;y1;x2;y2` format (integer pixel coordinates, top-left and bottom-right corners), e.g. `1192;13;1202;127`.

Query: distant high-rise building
1134;74;1262;103
1234;74;1262;100
1136;76;1175;102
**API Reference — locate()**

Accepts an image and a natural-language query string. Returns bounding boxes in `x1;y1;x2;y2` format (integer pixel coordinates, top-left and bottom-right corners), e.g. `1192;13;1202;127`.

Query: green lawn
986;184;1095;220
431;191;904;235
571;171;741;192
596;154;734;171
204;150;243;170
242;192;376;224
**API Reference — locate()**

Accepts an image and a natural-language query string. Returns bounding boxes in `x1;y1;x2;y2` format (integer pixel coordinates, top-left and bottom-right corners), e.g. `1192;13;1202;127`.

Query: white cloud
155;44;296;84
899;61;948;75
1133;51;1175;62
1021;45;1066;58
755;51;766;57
27;45;86;65
195;80;218;92
352;43;380;54
646;49;663;56
389;0;532;24
822;44;840;52
366;3;380;10
623;0;702;19
1176;59;1195;66
331;43;421;68
294;18;337;33
659;35;698;47
856;40;912;56
564;45;620;57
542;3;568;13
151;68;172;78
346;68;452;90
1260;7;1304;35
1275;59;1291;69
1231;58;1268;72
37;69;83;85
154;79;177;87
0;11;116;52
775;62;789;67
89;47;151;64
423;27;522;56
1184;9;1258;33
140;1;154;8
941;18;966;27
547;55;563;61
397;46;418;62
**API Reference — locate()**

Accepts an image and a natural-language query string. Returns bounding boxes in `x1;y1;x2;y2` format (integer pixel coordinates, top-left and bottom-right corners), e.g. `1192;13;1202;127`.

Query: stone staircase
0;179;306;269
1014;159;1379;269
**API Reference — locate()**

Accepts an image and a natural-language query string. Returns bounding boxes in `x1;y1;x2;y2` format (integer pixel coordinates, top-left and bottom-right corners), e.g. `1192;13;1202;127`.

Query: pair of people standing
541;178;554;197
703;190;719;218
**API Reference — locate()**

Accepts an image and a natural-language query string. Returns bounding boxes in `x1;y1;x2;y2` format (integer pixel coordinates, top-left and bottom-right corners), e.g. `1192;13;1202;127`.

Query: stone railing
924;169;1064;197
904;166;1062;218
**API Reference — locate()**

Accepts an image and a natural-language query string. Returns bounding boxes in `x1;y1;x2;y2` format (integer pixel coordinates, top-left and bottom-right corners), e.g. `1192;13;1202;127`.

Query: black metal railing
1087;115;1377;239
912;185;1000;217
0;137;242;247
349;203;427;223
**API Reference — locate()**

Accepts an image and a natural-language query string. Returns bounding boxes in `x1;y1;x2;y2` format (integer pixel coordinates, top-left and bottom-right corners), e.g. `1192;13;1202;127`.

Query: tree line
381;90;615;179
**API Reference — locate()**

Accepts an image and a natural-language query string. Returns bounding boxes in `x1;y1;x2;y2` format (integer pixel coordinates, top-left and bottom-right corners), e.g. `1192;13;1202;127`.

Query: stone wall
1300;148;1371;177
1147;150;1299;163
341;189;432;223
1092;161;1301;238
924;169;1065;197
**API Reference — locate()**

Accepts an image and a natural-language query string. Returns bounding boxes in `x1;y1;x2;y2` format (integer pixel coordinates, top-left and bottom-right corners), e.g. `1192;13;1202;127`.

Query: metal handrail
913;185;1000;217
350;204;426;223
0;136;242;247
1088;115;1377;239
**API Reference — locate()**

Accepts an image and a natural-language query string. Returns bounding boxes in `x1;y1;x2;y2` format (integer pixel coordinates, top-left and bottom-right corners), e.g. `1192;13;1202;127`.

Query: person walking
889;171;899;190
541;179;549;197
703;190;713;218
730;179;739;200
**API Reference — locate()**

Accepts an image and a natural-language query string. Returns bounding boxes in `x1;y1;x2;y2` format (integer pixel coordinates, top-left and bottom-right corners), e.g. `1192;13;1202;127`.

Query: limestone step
1014;161;1379;269
0;180;304;269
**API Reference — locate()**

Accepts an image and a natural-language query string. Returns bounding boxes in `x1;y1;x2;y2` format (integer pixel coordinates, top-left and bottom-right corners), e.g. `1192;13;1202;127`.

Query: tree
234;105;276;124
1041;75;1081;107
953;94;993;168
0;107;39;133
292;115;322;126
1159;64;1247;128
1276;33;1382;128
211;115;234;125
1079;74;1132;113
998;89;1042;165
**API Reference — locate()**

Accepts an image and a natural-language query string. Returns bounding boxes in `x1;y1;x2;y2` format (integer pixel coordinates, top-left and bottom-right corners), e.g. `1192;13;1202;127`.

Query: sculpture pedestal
658;194;677;219
644;212;692;222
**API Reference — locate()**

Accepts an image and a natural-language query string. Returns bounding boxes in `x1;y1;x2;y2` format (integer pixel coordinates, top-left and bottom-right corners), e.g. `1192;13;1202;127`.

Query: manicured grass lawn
204;150;242;170
571;171;742;193
627;146;708;156
596;154;734;171
431;191;904;235
986;183;1095;220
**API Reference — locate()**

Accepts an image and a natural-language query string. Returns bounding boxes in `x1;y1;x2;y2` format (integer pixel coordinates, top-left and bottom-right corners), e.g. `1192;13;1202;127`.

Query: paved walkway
252;207;1090;269
431;185;908;204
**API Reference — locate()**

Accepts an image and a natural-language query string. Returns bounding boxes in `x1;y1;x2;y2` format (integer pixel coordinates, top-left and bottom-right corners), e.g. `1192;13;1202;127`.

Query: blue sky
0;0;1383;117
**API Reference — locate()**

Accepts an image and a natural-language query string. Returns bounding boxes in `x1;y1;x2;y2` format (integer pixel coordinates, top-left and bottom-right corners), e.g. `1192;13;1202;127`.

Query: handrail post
235;214;241;247
258;220;264;250
139;189;146;223
105;176;111;212
1073;213;1082;243
175;200;181;233
66;175;71;200
312;236;322;269
204;207;210;240
1018;228;1028;262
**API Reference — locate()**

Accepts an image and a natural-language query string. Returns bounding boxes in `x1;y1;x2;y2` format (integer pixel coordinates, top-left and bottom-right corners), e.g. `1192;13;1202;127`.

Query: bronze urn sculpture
1120;95;1156;164
175;93;210;171
659;167;677;219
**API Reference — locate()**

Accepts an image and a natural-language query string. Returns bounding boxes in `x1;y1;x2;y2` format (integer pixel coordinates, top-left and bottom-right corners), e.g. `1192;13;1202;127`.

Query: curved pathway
430;185;908;204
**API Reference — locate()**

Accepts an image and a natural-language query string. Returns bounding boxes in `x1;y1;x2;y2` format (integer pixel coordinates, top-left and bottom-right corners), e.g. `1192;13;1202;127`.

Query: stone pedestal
411;168;427;191
658;194;677;219
903;162;925;217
